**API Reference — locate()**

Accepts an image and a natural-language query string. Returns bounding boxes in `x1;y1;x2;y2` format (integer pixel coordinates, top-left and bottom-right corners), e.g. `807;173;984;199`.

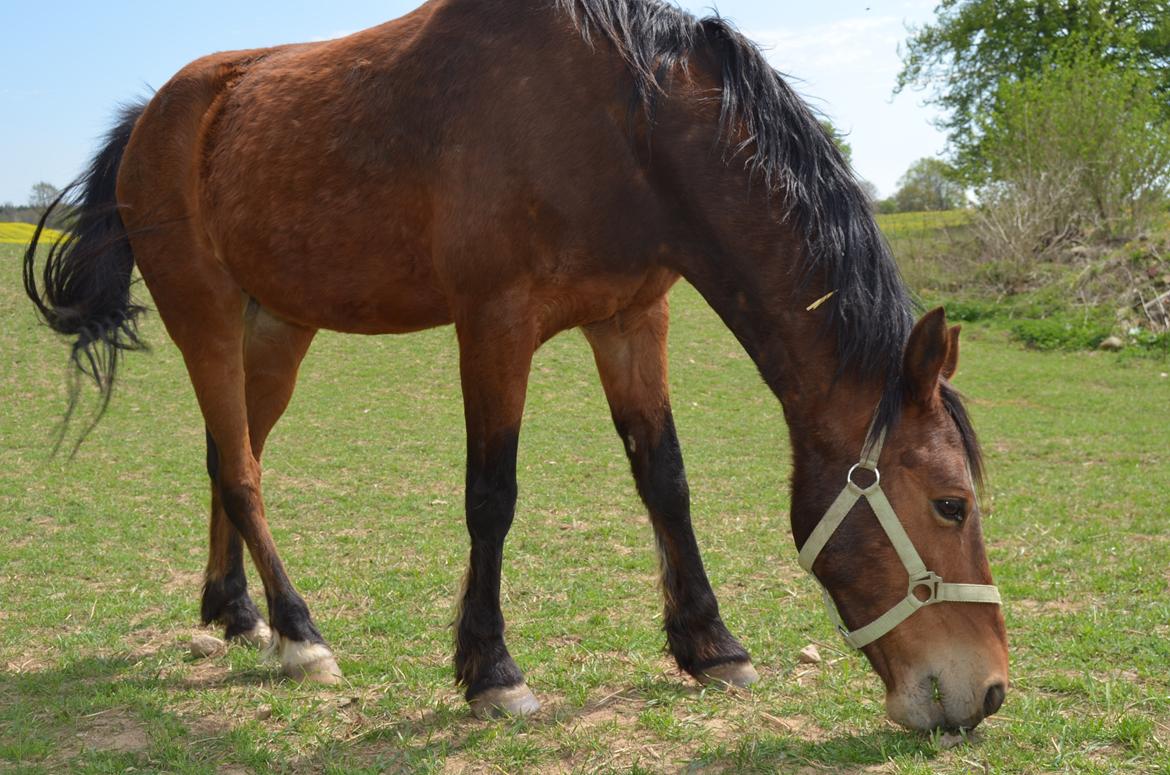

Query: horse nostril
983;682;1006;717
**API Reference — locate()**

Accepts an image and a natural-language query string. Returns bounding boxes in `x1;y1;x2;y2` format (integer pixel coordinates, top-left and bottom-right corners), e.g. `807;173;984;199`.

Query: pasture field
2;238;1169;773
875;210;979;298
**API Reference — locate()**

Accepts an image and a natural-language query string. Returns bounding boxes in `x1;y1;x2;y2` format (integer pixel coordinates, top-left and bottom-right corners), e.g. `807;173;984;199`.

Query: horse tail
23;99;150;449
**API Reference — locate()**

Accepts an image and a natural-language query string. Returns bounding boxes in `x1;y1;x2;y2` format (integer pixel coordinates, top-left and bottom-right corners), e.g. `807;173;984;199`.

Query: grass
877;210;981;300
3;238;1170;773
876;209;972;239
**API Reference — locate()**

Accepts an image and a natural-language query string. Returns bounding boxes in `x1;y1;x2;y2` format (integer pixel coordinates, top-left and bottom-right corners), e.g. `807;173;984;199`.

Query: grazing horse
25;0;1008;730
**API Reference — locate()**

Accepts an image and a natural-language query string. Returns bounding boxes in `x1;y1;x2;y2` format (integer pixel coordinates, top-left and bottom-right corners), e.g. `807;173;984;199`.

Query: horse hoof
276;639;343;685
284;655;343;685
699;661;759;688
231;620;272;649
469;684;541;719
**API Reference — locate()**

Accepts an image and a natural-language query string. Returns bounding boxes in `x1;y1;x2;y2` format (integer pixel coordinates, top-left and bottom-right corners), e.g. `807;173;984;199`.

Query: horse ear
941;324;961;381
903;308;951;404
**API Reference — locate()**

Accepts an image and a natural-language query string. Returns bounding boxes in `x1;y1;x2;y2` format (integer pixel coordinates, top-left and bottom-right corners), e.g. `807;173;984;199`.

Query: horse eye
933;498;967;523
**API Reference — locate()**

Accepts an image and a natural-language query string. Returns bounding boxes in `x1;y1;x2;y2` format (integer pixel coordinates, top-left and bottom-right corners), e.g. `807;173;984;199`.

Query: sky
0;0;945;205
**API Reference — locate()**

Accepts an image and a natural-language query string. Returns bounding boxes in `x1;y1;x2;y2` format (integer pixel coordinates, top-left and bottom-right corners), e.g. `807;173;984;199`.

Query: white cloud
749;17;903;73
743;17;946;196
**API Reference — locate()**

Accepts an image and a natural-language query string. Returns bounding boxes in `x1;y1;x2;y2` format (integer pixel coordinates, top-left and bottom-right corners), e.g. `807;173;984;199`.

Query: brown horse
25;0;1007;730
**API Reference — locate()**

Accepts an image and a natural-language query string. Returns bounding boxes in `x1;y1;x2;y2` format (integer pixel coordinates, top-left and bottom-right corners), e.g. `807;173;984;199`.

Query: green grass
3;241;1169;773
877;210;982;299
876;209;972;240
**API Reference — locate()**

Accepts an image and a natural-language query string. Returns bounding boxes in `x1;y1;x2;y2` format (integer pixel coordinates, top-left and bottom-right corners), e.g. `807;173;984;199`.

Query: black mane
557;0;982;476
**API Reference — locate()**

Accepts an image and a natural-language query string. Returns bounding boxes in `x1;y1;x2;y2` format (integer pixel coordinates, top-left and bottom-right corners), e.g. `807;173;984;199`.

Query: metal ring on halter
846;463;880;494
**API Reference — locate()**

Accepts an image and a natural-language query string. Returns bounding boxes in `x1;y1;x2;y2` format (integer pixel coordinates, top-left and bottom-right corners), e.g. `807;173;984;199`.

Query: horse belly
214;213;451;335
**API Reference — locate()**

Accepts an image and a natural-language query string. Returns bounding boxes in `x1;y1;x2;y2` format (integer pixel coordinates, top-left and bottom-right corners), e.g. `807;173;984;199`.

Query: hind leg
202;303;316;647
584;298;757;687
142;252;338;683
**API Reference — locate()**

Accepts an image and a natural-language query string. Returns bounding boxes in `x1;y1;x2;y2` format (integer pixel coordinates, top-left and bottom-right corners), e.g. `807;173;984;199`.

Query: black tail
23;99;150;450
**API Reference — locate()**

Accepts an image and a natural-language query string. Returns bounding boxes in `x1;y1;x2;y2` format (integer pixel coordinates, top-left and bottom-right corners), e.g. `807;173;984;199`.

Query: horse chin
884;670;1005;732
885;686;948;731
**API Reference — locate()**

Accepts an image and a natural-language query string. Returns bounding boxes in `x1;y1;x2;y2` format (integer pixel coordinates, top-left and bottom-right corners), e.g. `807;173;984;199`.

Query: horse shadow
0;655;944;772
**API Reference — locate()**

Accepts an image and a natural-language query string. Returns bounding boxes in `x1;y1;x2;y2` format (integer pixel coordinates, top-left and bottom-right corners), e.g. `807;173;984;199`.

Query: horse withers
24;0;1007;730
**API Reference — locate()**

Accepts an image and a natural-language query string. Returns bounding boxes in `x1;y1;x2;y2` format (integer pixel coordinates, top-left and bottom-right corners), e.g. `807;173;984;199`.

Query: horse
24;0;1007;730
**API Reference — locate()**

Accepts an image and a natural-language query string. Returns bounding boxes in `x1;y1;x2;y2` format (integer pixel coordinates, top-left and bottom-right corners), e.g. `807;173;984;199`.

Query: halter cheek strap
797;426;1001;649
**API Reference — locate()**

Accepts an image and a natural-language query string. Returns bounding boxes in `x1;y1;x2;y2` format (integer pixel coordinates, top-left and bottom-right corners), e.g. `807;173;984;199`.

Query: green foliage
892;158;967;212
937;298;1002;323
881;211;1170;355
1129;327;1170;353
977;48;1170;241
876;208;971;237
896;0;1170;173
820;119;852;165
1009;316;1113;350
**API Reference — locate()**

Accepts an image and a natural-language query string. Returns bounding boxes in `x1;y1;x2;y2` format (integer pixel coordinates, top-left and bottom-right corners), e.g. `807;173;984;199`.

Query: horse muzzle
886;672;1007;731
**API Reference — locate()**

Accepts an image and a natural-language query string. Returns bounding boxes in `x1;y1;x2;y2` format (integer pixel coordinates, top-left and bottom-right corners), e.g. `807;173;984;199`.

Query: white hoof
232;620;272;649
699;661;760;688
268;633;343;685
469;683;541;719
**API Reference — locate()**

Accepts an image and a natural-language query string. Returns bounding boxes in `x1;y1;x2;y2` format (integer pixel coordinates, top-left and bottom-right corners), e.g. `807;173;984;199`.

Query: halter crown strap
798;420;1001;650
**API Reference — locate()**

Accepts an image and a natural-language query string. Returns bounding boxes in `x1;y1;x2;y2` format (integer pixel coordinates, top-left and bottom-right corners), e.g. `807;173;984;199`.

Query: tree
859;179;880;204
820;120;852;166
974;48;1170;262
895;0;1170;174
29;182;61;210
892;158;966;212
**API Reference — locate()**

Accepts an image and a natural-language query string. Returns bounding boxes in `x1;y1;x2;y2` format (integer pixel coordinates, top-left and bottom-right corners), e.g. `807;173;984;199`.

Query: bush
972;46;1170;282
1010;317;1113;351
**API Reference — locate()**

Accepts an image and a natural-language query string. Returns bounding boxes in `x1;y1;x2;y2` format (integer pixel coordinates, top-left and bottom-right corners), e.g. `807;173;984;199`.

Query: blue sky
1;0;943;204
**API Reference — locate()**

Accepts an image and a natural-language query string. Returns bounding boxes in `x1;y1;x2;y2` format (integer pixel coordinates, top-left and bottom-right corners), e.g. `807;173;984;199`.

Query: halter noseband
797;421;1001;649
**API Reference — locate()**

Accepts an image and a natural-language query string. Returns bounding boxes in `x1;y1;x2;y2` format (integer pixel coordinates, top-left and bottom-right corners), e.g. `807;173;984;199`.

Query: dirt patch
758;712;830;743
3;653;50;674
125;625;182;659
165;567;205;594
57;709;149;760
179;658;238;688
1011;597;1086;615
566;696;640;731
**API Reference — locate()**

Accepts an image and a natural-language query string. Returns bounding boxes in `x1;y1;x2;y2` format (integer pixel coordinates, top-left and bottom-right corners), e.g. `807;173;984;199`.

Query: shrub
1010;317;1113;351
972;46;1170;283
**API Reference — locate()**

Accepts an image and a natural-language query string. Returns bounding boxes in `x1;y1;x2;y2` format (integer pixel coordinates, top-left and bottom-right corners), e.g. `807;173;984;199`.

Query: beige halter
798;425;1001;649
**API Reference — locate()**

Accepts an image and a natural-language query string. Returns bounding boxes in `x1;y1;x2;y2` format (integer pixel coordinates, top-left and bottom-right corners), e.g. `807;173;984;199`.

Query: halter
797;421;1001;649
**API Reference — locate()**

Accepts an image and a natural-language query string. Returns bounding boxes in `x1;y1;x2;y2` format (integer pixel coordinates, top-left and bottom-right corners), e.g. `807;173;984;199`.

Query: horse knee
218;481;263;538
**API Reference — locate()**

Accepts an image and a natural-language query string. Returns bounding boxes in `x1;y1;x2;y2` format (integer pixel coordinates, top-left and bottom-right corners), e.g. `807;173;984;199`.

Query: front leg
584;298;757;687
453;307;540;718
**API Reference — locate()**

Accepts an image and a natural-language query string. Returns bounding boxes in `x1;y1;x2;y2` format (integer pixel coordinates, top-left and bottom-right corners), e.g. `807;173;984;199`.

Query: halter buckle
908;571;943;607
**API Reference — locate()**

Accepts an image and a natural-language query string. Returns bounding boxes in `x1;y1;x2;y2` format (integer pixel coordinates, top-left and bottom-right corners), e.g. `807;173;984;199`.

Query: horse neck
649;94;891;542
674;217;883;439
674;226;889;544
655;167;883;439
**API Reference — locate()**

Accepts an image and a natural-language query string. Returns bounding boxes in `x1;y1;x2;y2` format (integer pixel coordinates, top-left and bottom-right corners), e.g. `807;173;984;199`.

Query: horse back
123;0;680;337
